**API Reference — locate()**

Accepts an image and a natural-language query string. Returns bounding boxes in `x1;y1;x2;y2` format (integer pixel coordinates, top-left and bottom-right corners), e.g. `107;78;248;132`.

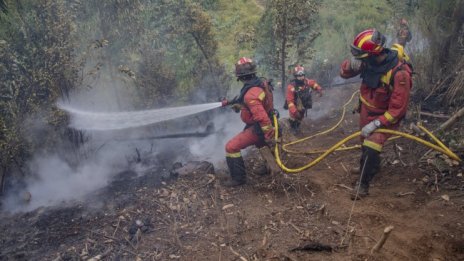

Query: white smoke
2;142;128;212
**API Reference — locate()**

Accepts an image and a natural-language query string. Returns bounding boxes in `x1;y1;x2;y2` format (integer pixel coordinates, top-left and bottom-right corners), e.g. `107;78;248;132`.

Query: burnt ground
1;85;464;261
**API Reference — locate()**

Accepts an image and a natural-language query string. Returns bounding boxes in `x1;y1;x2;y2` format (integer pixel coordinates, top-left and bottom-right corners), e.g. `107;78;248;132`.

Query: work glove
270;109;280;119
219;97;228;107
361;119;381;138
230;104;241;113
350;57;363;72
219;96;239;109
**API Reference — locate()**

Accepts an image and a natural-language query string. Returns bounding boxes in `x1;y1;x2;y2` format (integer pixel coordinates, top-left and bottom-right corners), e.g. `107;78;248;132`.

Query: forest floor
1;85;464;261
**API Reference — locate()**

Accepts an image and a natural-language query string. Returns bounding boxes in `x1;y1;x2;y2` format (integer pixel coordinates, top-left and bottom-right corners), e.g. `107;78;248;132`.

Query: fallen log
435;107;464;132
259;146;281;176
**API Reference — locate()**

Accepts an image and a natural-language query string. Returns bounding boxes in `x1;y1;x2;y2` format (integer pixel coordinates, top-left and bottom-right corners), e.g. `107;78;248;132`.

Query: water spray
59;102;222;131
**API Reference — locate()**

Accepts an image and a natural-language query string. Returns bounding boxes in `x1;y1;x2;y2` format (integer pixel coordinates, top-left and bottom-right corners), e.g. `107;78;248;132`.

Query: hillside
1;86;463;260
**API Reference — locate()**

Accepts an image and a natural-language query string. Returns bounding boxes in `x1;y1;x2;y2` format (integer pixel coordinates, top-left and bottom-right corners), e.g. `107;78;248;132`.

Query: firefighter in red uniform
286;65;323;132
220;57;276;187
340;29;413;199
397;18;412;47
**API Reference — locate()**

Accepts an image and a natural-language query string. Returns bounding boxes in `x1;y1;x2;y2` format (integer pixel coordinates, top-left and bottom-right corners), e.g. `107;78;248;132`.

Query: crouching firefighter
340;29;413;200
285;65;323;133
220;57;278;187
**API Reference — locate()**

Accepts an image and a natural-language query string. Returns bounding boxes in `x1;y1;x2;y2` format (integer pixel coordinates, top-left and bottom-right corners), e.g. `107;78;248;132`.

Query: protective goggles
294;71;305;76
350;44;369;59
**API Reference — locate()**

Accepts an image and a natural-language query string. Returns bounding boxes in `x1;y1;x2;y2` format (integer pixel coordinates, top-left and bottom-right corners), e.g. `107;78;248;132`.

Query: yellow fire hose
272;93;461;173
282;91;361;154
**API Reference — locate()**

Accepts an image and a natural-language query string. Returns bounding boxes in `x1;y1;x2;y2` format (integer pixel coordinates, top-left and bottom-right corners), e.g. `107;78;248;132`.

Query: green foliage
0;0;6;14
0;0;78;172
207;0;263;67
410;0;464;106
308;0;394;82
255;0;319;87
2;0;461;186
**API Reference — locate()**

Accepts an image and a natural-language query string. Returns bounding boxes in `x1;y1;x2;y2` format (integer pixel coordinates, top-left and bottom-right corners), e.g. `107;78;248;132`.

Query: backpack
295;86;313;109
259;77;275;115
283;82;313;110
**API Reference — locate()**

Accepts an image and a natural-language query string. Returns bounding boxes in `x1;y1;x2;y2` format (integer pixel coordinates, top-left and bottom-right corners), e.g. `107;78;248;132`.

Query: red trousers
225;126;265;157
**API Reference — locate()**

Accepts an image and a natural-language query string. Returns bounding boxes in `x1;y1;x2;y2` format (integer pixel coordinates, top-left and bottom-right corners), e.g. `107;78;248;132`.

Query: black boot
351;146;380;200
289;119;301;134
223;156;247;187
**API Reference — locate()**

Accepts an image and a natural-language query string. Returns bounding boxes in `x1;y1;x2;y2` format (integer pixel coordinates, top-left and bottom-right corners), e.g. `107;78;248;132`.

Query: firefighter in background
340;29;413;200
397;18;412;47
285;65;323;132
220;57;276;187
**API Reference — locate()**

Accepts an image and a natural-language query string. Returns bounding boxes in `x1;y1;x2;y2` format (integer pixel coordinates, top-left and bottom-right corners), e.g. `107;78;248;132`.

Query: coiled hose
272;92;461;173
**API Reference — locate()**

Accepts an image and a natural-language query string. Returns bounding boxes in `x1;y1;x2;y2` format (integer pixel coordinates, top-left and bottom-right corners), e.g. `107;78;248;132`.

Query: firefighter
340;29;413;200
397;18;412;47
285;65;323;133
220;57;276;187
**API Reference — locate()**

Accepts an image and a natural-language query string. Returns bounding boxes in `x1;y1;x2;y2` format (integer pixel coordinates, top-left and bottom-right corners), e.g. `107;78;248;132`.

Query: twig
418;149;433;162
418;111;450;119
410;123;426;136
334;184;353;191
112;218;122;237
124;237;138;251
229;246;248;261
87;247;113;261
261;231;270;248
85;229;119;242
395;191;415;197
318;204;326;218
340;163;349;175
371;225;394;254
288;221;302;234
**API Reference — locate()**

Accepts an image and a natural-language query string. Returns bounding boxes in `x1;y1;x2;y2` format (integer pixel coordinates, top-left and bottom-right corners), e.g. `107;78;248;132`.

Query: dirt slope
1;86;463;261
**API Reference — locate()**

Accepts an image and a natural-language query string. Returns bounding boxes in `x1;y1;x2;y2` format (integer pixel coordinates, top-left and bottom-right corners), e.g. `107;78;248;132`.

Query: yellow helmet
391;43;410;62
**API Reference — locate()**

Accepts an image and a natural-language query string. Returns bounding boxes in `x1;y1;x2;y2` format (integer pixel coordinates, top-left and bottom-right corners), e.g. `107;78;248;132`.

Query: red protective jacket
225;81;274;156
340;59;412;127
240;86;274;132
286;78;322;118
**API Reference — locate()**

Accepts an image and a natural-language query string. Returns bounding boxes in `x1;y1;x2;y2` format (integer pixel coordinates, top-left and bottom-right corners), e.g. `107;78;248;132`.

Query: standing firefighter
220;57;276;187
340;29;413;200
397;18;412;47
285;65;323;132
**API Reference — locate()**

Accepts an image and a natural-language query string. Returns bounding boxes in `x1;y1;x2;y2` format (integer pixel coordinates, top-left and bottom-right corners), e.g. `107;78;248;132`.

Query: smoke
2;150;119;212
188;109;244;164
312;87;352;119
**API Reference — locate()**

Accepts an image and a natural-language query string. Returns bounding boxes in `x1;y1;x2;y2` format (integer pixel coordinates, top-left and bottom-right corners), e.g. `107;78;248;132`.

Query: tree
0;0;78;185
0;0;7;14
256;0;319;92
